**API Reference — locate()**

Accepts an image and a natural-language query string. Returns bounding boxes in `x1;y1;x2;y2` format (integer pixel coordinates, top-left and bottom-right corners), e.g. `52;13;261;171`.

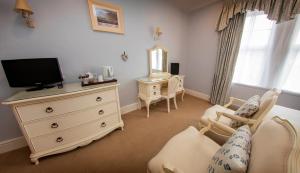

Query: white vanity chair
137;45;185;118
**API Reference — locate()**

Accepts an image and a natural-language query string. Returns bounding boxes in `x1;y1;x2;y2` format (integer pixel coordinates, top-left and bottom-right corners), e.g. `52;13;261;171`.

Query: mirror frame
148;45;170;78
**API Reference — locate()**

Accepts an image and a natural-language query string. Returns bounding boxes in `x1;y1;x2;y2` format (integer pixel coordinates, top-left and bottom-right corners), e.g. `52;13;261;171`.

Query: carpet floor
0;95;211;173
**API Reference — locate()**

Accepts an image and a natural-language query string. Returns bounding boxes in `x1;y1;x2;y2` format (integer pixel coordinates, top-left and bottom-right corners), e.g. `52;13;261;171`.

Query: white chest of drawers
2;83;124;165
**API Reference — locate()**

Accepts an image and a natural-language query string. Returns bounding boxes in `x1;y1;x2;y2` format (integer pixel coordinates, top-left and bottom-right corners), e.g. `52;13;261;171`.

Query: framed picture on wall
87;0;124;34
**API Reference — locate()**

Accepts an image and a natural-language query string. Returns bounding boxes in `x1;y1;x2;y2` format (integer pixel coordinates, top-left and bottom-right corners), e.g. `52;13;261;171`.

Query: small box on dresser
2;82;124;165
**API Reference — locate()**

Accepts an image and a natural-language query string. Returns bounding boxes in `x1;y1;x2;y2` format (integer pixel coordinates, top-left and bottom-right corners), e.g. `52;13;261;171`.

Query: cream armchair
148;117;299;173
199;89;281;138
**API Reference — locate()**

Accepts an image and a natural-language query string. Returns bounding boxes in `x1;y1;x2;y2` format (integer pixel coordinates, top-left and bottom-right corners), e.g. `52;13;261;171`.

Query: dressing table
137;45;185;117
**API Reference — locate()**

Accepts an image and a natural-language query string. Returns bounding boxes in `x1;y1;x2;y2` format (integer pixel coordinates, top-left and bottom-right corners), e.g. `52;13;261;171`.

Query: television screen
1;58;63;88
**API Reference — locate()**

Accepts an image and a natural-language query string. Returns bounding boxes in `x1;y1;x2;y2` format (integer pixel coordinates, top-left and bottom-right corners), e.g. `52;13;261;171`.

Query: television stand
26;84;55;92
2;83;123;165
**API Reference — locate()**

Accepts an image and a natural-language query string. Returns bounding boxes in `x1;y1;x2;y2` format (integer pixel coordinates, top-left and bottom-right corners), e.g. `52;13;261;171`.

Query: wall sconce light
14;0;35;28
153;27;162;40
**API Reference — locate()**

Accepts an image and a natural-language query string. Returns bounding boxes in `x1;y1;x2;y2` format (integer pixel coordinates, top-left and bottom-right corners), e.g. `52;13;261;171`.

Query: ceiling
173;0;222;12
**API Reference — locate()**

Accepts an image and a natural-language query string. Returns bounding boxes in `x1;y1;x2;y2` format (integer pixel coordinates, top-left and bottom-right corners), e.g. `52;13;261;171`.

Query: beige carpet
0;95;211;173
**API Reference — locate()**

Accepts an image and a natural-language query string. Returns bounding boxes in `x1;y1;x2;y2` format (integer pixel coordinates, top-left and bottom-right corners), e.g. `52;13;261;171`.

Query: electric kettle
102;66;114;80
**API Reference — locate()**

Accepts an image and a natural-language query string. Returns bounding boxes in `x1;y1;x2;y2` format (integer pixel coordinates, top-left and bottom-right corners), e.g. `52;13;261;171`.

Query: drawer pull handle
45;107;54;113
98;110;104;115
51;123;59;129
153;92;156;95
101;122;106;127
153;86;156;89
96;97;103;102
56;137;63;143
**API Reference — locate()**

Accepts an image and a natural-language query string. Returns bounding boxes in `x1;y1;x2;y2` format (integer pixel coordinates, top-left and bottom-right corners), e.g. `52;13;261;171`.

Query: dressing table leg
146;100;150;118
181;90;185;101
174;96;178;110
167;99;170;113
137;97;142;110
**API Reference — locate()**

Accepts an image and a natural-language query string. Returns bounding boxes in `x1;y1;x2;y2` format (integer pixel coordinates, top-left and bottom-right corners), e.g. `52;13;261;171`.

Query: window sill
231;82;300;97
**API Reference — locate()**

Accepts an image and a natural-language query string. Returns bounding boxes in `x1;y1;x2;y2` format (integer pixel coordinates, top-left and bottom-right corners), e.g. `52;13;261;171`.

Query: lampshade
156;27;162;35
14;0;33;15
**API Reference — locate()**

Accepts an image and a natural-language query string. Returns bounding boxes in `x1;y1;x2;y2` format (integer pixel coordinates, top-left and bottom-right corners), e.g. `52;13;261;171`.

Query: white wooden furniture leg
137;97;142;110
146;100;150;118
181;90;185;101
31;157;39;165
174;96;178;110
167;99;170;113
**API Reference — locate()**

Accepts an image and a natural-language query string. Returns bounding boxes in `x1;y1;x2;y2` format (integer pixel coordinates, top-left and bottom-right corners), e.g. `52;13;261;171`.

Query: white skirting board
0;136;27;154
0;91;208;154
0;103;139;154
120;102;139;115
185;89;210;101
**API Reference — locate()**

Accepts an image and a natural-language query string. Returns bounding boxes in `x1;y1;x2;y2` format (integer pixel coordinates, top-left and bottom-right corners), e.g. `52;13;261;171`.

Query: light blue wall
0;0;188;142
185;2;222;94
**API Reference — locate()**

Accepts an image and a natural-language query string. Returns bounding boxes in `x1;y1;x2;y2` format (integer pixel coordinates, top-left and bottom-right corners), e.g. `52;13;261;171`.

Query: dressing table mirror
137;45;185;118
148;45;170;78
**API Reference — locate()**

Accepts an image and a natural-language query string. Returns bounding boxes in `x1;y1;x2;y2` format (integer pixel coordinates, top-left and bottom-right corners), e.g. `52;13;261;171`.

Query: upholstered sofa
148;116;299;173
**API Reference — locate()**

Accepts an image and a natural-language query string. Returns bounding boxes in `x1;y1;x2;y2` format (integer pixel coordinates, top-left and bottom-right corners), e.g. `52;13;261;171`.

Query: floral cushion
231;95;260;128
208;125;252;173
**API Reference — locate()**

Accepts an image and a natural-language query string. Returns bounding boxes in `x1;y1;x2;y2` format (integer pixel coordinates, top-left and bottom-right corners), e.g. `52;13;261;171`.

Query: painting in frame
87;0;124;34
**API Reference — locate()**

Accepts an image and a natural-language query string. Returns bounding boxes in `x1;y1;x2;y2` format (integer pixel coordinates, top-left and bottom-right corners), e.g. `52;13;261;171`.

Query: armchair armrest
216;112;257;125
208;118;236;134
199;121;212;134
199;118;235;135
224;97;247;108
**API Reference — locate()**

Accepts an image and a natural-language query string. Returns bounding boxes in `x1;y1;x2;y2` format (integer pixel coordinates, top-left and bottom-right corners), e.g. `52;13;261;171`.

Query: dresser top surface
137;75;184;84
3;82;119;104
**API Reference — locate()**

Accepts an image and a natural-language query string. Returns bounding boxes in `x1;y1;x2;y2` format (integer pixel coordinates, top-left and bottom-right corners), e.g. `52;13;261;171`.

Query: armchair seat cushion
148;126;220;173
200;105;235;127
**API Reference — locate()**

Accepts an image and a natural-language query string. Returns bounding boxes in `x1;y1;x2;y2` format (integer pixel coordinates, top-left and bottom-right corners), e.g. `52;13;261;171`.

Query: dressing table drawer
16;89;116;123
150;84;161;96
31;115;119;153
177;78;184;91
151;84;160;90
151;90;161;97
24;102;118;138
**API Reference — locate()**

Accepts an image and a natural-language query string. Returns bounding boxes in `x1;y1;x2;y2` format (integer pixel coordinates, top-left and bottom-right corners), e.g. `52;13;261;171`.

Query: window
233;11;300;94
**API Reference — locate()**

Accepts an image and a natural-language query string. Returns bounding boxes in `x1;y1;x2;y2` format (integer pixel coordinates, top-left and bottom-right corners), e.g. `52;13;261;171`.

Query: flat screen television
1;58;63;91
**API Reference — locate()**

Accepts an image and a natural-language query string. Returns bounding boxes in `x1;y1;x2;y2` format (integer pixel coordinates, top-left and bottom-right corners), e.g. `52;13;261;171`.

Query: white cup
98;75;104;82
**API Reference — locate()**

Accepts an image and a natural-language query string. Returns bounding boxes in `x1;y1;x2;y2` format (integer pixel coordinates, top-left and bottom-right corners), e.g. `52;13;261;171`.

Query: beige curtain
218;0;300;31
210;0;300;105
210;13;245;105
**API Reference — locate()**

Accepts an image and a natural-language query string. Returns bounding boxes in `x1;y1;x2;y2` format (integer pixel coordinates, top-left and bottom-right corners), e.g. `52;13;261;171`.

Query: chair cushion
251;90;280;121
231;95;260;128
247;118;294;173
260;89;278;104
200;105;235;127
148;126;220;173
208;125;252;173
